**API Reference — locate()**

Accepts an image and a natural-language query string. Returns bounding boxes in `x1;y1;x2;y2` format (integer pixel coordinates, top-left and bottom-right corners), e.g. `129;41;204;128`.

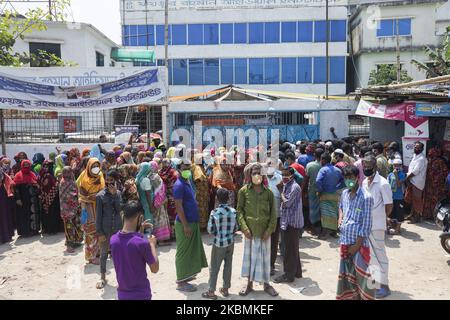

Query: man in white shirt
405;142;428;224
362;155;393;299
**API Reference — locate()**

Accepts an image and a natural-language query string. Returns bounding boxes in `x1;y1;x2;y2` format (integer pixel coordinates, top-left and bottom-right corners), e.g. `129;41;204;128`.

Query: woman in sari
136;163;154;227
54;154;67;180
81;148;90;158
122;179;139;203
210;155;235;208
59;166;83;253
120;151;135;165
12;152;28;175
159;158;179;224
32;153;45;176
102;151;117;174
149;161;171;244
76;158;105;265
1;156;14;178
191;153;210;229
68;148;81;171
136;151;146;164
166;147;176;159
74;156;90;180
14;159;40;238
422;147;448;220
0;168;15;244
40;160;64;235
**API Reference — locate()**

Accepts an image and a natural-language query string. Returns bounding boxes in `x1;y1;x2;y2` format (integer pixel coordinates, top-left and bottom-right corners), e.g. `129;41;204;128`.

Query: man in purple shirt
110;200;159;300
274;167;304;283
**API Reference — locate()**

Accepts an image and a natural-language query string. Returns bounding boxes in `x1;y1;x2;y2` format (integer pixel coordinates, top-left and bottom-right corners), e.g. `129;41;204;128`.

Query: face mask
91;167;101;175
252;174;263;185
345;179;356;189
363;168;374;177
181;170;192;180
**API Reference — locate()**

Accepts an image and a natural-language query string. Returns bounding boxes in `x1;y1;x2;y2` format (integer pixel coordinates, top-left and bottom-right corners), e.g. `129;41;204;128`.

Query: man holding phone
96;170;123;289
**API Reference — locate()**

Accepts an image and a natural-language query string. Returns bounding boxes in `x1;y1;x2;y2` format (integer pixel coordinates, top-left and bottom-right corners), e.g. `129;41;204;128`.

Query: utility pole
325;0;329;100
396;18;401;83
0;110;6;156
162;0;170;145
48;0;52;19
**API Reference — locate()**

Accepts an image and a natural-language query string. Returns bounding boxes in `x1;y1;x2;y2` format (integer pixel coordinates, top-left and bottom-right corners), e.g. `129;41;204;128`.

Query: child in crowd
387;159;406;235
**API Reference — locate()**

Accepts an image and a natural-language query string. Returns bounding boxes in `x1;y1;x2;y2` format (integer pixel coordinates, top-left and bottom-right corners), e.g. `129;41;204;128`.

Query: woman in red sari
422;147;448;219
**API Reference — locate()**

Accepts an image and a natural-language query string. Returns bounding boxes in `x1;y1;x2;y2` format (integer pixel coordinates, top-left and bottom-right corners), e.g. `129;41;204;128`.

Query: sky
5;0;122;44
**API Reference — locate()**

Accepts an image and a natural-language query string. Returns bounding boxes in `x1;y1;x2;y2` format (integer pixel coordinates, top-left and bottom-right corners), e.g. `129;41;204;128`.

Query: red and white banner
355;100;407;121
404;103;429;138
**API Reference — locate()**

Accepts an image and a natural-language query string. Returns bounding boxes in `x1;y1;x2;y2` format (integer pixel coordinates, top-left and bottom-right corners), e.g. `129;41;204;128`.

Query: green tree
368;64;413;86
0;0;73;67
411;26;450;77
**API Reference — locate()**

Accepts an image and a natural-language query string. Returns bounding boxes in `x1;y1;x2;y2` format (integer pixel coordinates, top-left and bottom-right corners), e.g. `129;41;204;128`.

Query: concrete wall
320;109;353;140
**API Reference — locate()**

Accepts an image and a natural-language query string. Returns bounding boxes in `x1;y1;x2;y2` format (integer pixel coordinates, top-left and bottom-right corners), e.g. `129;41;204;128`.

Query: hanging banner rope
0;68;167;112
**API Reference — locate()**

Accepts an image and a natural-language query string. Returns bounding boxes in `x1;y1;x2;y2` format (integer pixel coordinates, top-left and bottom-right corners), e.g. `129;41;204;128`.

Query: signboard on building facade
115;125;140;144
416;103;450;117
404;103;429;139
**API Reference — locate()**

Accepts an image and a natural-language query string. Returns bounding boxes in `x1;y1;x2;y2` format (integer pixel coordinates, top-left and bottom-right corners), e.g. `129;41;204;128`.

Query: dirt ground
0;220;449;300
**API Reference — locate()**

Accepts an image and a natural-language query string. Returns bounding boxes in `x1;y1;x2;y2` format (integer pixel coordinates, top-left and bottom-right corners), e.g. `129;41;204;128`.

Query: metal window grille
348;115;370;136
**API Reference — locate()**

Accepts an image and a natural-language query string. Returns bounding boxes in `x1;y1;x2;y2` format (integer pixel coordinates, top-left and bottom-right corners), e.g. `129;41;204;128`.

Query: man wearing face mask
274;167;303;283
237;163;278;297
173;159;208;292
405;142;428;224
336;165;374;300
362;155;393;299
371;142;389;179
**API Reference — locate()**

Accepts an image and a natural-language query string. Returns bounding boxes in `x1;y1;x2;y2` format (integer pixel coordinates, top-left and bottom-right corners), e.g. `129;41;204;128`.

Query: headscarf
32;153;45;175
59;166;79;220
74;156;90;179
76;157;105;201
113;145;122;152
122;179;139;202
12;152;28;174
54;154;66;179
115;149;123;160
0;157;13;177
14;159;38;185
428;147;442;159
49;152;56;162
166;147;176;159
89;144;104;162
154;151;163;160
135;162;152;187
192;153;207;182
68;148;81;167
137;151;146;164
170;157;182;169
81;148;90;158
159;158;178;189
120;151;135;165
0;168;14;197
149;161;166;208
39;160;58;213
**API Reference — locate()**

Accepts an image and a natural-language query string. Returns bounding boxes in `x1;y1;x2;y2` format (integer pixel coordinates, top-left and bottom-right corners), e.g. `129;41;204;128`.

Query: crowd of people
0;134;449;300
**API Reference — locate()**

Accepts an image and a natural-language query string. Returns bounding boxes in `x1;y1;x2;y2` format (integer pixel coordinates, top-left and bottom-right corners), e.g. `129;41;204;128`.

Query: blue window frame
234;23;247;44
281;22;296;43
173;59;187;85
172;24;186;45
221;59;233;84
168;60;173;85
330;56;345;83
249;58;263;84
298;21;313;42
204;59;219;85
249;23;264;44
234;58;247;84
189;59;204;85
188;24;203;45
156;25;171;45
220;23;233;44
264;58;279;84
313;57;326;83
314;20;327;42
128;25;138;46
204;24;219;44
282;58;296;83
330;20;346;42
398;18;411;35
377;19;394;37
298;57;312;83
122;25;130;46
264;22;280;43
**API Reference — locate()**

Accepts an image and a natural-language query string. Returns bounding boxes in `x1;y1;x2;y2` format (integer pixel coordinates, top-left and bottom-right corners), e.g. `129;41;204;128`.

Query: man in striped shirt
203;188;238;299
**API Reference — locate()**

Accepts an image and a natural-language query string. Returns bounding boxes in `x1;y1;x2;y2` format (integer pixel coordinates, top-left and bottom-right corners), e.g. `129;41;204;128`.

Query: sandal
177;283;197;292
89;258;100;265
238;285;254;296
219;288;229;297
264;285;279;297
202;291;218;300
96;279;107;289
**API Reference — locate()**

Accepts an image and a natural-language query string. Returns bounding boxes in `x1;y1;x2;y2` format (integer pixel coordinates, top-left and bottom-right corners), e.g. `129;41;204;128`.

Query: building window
96;51;105;67
122;25;130;46
330;20;346;42
188;24;203;45
249;23;264;44
234;58;248;84
234;23;247;44
221;59;233;84
264;58;279;84
281;22;296;43
204;59;219;85
330;56;345;83
173;59;187;85
189;59;204;85
172;24;187;45
249;58;264;84
29;42;61;67
298;57;312;83
220;23;233;44
156;25;171;45
314;20;327;42
313;57;326;83
282;58;296;83
298;21;313;42
264;22;280;43
204;24;219;45
376;18;411;37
